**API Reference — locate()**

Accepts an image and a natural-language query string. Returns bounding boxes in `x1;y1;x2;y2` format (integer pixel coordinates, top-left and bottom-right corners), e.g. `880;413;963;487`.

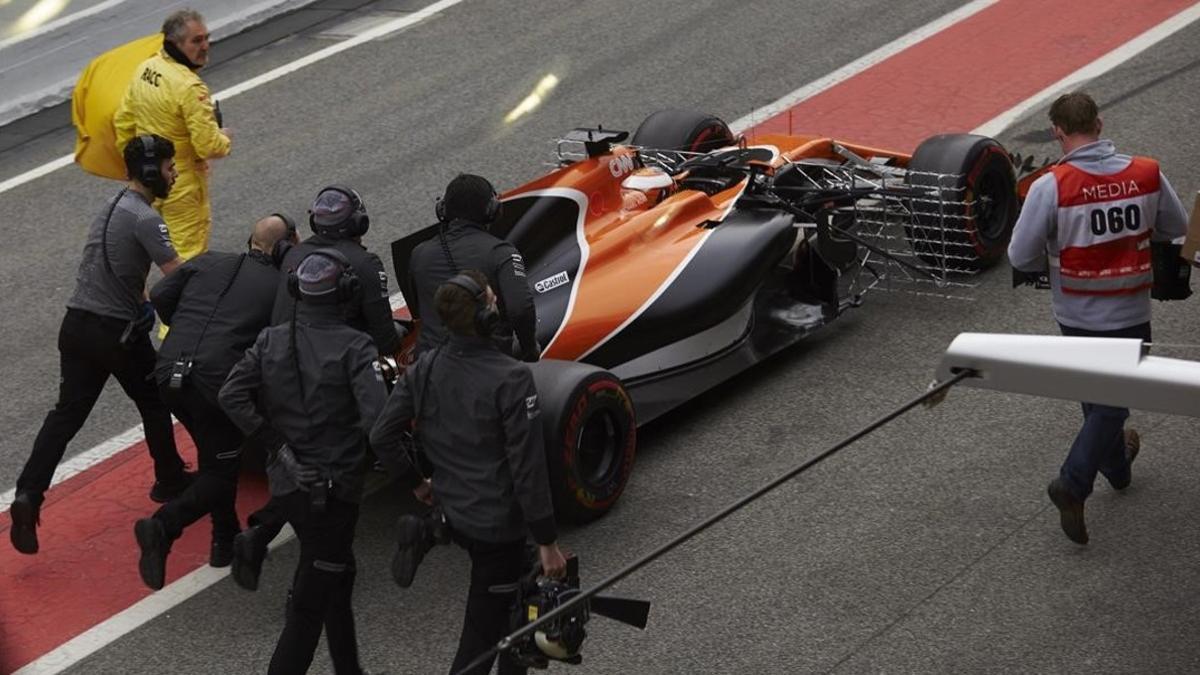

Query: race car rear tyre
905;134;1017;273
528;359;637;524
631;109;735;153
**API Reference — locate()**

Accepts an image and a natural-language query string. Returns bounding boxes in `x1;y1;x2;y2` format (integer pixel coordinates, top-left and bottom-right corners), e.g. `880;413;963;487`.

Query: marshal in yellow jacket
114;48;231;260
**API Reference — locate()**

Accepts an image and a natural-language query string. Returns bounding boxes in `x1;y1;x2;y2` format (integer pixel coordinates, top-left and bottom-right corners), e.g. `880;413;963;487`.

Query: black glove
277;444;321;486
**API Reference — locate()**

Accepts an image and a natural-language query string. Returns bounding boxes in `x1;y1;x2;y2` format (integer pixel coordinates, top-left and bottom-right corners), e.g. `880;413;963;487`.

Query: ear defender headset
286;248;362;304
444;272;499;336
270;212;297;267
309;185;370;239
129;135;168;197
435;175;501;225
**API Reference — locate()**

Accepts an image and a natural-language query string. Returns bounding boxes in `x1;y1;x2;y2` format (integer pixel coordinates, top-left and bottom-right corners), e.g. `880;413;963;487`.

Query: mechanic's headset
131;135;164;191
444;273;499;336
435;177;501;225
309;185;370;238
286;248;362;304
272;213;297;265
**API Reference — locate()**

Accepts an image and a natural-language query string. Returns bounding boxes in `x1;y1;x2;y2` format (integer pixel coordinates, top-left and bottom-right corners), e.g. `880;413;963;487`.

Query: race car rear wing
558;127;629;160
935;333;1200;417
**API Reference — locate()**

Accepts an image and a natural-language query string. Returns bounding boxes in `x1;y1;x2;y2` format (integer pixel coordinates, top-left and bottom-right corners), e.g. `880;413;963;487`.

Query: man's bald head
249;214;296;252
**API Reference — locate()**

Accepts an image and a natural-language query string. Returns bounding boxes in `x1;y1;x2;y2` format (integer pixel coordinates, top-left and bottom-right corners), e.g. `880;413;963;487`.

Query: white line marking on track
11;525;297;675
0;0;131;52
0;423;147;513
0;0;471;196
727;0;1000;133
971;2;1200;138
9;1;1200;671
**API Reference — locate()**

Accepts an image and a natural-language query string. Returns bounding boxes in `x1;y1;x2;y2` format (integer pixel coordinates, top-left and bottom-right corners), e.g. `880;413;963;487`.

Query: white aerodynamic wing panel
937;333;1200;418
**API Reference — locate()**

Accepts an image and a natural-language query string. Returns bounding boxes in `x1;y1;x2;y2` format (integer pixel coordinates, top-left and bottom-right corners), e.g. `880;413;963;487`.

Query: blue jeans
1057;321;1151;500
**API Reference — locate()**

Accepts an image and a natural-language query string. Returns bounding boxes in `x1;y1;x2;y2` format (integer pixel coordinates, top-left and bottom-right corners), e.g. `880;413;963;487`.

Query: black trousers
17;309;184;500
153;383;242;543
269;490;363;675
450;535;528;675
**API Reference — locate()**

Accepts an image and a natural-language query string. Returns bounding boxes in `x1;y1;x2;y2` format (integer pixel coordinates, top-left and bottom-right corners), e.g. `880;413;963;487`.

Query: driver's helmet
620;167;675;210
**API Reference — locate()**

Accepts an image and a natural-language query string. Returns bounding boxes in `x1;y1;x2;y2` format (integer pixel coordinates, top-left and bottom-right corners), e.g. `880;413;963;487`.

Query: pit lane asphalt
1;0;1198;672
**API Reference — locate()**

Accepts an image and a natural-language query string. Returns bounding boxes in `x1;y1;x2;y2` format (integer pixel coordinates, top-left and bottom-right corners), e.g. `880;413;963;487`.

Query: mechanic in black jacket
220;249;391;675
407;174;539;361
243;187;400;592
272;184;403;356
371;270;565;675
131;214;297;590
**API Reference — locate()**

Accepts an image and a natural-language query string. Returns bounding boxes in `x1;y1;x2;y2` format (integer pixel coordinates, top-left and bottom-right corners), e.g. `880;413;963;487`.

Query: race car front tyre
631;109;735;153
905;134;1017;273
528;359;637;524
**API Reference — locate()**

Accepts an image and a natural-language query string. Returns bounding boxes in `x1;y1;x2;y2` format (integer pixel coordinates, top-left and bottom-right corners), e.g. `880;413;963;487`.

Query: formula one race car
392;108;1018;523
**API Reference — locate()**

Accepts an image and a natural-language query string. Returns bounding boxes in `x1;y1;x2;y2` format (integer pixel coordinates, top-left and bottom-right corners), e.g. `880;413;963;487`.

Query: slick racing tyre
528;360;636;524
631;109;735;153
905;134;1017;273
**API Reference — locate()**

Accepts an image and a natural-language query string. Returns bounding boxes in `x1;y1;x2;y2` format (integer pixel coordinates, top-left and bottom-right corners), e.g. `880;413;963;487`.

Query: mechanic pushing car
239;185;404;574
114;9;231;262
220;250;395;674
132;214;297;590
272;185;403;356
371;270;566;675
1008;92;1190;545
9;135;191;555
407;174;540;361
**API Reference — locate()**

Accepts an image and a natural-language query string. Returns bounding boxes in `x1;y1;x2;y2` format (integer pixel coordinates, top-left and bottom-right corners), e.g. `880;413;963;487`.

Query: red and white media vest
1051;157;1161;296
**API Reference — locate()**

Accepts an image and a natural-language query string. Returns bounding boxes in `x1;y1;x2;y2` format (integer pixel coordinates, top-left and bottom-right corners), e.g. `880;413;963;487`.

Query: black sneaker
134;517;171;590
210;535;236;568
9;492;41;555
1108;429;1141;491
231;525;269;591
391;514;432;588
1047;478;1088;545
149;471;195;504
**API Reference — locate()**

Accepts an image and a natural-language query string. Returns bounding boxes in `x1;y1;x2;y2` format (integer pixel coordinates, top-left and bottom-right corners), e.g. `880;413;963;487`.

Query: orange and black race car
391;108;1019;523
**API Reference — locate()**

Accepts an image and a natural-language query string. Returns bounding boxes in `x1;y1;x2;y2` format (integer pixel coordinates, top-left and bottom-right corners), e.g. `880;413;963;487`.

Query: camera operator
371;270;566;675
407;174;539;361
221;250;392;674
272;185;402;356
131;214;298;589
9;134;190;556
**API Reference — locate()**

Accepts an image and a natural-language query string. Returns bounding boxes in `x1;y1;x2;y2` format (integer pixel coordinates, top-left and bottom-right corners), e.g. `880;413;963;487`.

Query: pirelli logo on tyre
535;270;570;294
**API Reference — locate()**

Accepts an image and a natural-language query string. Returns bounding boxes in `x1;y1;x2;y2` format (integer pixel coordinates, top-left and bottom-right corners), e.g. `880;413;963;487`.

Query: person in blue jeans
1008;92;1189;544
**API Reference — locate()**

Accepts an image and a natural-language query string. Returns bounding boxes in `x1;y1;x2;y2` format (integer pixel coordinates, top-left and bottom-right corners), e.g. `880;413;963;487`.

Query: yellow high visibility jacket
113;48;230;176
113;49;231;260
72;33;163;180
